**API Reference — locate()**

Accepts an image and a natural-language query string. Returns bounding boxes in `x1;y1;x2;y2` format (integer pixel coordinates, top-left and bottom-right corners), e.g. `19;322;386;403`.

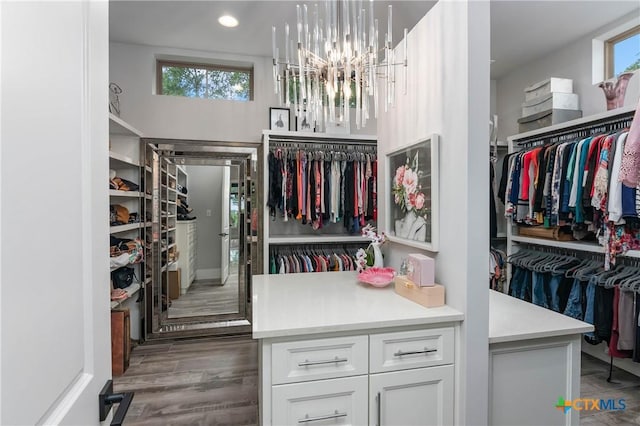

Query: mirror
167;164;241;318
141;138;260;339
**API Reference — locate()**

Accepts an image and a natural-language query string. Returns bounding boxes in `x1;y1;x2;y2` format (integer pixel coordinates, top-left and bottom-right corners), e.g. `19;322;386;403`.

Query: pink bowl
358;267;396;287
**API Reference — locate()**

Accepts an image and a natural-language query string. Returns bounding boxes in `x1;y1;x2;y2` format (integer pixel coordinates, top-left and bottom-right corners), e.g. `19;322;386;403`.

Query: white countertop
489;290;593;344
252;271;464;339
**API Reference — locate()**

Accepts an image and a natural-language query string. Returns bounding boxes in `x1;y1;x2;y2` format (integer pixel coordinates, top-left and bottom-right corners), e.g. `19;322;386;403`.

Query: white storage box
521;92;579;117
524;78;573;102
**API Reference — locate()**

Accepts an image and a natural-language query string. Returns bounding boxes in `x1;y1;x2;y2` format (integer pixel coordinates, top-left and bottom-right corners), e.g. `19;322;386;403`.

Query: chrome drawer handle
298;410;347;423
393;348;437;357
298;356;348;367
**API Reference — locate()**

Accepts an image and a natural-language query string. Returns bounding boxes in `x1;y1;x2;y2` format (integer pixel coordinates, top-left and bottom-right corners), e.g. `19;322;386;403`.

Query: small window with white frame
156;60;254;101
605;25;640;78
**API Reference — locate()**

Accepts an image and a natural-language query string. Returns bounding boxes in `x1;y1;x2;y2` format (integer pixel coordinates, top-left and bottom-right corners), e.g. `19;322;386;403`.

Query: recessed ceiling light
218;15;238;28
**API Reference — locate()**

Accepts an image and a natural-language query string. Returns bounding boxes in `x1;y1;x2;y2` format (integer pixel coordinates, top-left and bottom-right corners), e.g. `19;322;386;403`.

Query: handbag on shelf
111;266;136;289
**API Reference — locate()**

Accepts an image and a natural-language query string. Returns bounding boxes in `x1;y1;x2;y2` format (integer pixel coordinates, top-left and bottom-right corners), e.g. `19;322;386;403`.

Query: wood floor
580;353;640;425
169;275;240;319
114;336;640;425
113;335;258;426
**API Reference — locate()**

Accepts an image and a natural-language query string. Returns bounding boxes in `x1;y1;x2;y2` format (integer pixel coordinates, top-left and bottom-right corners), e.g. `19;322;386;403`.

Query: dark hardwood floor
169;274;240;319
580;353;640;425
113;335;258;426
114;336;639;425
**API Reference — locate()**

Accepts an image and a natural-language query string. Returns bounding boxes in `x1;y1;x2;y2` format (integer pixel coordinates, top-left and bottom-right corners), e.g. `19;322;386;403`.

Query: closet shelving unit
506;104;640;377
109;113;146;340
160;159;178;306
174;165;197;295
506;104;638;263
262;130;376;271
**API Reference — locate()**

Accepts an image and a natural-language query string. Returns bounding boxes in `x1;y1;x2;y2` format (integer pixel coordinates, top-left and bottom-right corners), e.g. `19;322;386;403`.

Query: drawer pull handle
394;348;437;357
376;392;381;426
298;410;347;423
298;356;348;367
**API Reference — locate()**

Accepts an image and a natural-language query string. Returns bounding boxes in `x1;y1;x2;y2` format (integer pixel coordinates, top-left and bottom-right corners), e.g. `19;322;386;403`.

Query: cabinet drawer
272;376;368;426
272;335;368;384
370;327;454;373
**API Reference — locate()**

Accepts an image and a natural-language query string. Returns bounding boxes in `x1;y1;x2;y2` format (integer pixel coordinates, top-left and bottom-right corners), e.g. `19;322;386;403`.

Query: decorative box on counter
407;253;435;287
395;276;445;308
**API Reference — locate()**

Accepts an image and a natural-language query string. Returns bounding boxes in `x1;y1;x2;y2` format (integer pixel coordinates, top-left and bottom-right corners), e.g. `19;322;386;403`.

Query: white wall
109;42;376;142
377;1;490;424
496;10;640;141
185;166;224;275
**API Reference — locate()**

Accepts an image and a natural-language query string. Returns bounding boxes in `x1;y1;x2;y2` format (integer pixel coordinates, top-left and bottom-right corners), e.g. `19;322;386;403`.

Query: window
605;25;640;78
157;60;253;101
286;78;357;108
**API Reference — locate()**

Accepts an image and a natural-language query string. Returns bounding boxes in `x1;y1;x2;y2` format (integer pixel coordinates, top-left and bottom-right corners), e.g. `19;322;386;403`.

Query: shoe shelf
109;151;139;168
110;223;142;234
109;190;143;198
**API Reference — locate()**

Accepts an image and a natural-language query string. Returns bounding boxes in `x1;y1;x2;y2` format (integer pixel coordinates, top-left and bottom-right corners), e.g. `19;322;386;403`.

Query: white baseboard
196;268;221;280
582;341;640;377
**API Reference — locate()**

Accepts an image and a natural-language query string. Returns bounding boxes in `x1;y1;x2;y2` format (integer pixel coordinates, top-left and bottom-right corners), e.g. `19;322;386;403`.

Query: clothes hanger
603;266;635;288
575;260;604;281
544;254;578;273
616;266;640;290
565;258;596;278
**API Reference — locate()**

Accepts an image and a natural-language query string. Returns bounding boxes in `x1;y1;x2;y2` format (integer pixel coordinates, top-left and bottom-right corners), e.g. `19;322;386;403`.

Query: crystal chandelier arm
285;23;290;65
272;26;278;95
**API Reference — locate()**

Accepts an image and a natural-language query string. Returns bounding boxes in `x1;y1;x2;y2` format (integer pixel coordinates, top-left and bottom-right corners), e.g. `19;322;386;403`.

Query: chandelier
271;1;407;130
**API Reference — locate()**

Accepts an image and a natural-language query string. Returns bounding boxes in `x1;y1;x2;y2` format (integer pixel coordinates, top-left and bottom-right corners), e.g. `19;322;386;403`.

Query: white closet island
252;271;464;426
489;290;593;426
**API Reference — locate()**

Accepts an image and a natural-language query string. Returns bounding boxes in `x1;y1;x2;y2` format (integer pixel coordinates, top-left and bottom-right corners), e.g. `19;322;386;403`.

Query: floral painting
386;136;439;250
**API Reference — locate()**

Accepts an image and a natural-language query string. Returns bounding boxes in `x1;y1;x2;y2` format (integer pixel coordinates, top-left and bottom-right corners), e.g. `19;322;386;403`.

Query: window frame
604;24;640;79
156;59;254;101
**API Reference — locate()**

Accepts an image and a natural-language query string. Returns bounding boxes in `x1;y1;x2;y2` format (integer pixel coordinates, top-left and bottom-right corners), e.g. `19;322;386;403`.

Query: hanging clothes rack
268;134;376;146
515;109;635;149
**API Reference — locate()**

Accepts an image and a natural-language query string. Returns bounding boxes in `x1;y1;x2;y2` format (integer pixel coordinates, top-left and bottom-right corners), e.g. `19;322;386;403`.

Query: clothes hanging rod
514;109;634;147
268;135;376;146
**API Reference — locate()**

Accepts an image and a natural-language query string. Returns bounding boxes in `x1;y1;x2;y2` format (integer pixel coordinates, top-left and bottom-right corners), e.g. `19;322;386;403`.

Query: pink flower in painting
394;166;406;186
415;192;425;210
406;192;416;210
394;193;401;204
402;168;418;195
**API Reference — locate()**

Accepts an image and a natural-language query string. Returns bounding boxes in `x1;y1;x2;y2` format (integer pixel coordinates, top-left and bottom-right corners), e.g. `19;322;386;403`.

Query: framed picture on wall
295;112;315;132
385;135;439;251
269;107;290;131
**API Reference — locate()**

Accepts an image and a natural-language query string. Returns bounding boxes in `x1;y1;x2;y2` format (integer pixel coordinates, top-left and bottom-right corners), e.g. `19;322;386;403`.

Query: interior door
1;2;112;425
220;166;231;283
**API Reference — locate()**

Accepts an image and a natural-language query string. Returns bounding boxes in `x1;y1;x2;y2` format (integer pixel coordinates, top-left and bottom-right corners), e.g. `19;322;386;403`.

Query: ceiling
109;1;640;80
109;1;437;58
490;1;639;78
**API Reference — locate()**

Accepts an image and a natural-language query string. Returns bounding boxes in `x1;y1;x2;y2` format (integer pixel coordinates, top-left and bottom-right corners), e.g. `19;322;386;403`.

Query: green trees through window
158;61;253;101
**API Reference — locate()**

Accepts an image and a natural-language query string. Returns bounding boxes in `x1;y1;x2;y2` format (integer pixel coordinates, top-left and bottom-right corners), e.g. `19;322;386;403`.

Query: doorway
142;139;261;339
